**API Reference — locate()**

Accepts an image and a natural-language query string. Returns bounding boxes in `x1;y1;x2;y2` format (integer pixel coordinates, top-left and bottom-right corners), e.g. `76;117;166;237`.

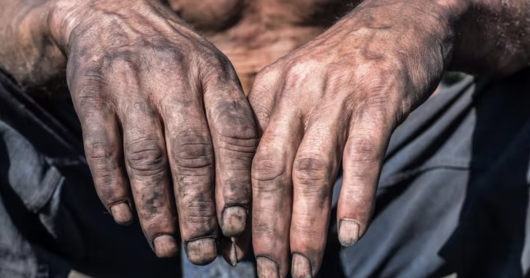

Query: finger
290;109;345;278
120;99;178;258
338;107;392;247
97;56;181;260
251;105;303;278
160;87;218;266
72;75;133;226
203;65;258;240
221;218;251;267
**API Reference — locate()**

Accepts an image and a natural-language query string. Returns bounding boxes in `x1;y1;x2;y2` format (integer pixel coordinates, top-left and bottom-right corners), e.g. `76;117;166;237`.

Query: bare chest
168;0;355;92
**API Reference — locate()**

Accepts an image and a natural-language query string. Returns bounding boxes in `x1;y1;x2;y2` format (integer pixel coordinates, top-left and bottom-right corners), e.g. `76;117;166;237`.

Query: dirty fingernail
222;206;247;237
153;235;178;258
230;238;238;267
338;219;360;247
187;238;217;265
292;253;312;278
257;257;279;278
110;203;133;225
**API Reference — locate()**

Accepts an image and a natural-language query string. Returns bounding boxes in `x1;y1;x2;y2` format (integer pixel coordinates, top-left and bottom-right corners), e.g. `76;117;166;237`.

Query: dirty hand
248;0;460;277
50;0;257;264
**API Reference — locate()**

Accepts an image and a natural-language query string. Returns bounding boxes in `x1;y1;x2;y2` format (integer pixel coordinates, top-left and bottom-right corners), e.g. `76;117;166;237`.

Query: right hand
49;0;257;265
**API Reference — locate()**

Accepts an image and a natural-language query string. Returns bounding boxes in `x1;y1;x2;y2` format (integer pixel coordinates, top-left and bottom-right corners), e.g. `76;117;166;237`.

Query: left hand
248;1;457;277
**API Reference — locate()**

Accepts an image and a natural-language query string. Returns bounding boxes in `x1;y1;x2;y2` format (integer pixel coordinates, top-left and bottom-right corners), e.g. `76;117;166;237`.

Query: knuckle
74;80;111;118
213;107;257;141
152;47;186;65
346;134;382;163
293;154;330;186
125;137;166;176
207;52;230;71
201;52;235;82
291;218;321;237
324;68;355;94
84;138;117;170
215;134;258;156
250;66;279;94
172;134;214;170
85;139;112;159
252;66;273;86
251;148;287;185
283;61;313;85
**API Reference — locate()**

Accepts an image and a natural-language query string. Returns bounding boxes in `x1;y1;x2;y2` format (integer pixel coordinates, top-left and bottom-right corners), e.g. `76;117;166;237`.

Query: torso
168;0;356;92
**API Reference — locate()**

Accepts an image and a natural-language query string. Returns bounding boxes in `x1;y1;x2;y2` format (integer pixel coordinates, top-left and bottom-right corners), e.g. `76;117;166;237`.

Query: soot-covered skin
0;0;361;269
247;0;530;276
3;0;530;276
45;0;259;265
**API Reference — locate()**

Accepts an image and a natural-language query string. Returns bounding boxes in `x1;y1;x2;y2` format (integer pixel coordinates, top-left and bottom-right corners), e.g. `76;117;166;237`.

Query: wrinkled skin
247;0;530;277
0;0;358;267
248;3;451;276
2;0;530;276
50;0;260;264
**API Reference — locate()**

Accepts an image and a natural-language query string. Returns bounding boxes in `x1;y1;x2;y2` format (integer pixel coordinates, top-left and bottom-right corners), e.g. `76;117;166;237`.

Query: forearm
0;0;65;86
337;0;530;79
451;0;530;78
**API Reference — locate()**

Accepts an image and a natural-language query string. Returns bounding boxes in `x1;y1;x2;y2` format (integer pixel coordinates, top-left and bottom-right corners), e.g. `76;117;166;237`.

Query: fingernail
186;238;217;265
110;203;133;225
153;235;178;258
222;206;247;237
229;238;238;267
338;219;360;247
292;253;312;278
256;257;279;278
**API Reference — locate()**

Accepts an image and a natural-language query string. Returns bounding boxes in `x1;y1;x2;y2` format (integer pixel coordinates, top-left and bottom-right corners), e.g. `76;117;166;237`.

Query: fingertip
222;233;250;267
221;237;239;267
291;253;312;278
221;206;247;237
186;238;217;265
110;202;133;226
338;219;360;247
153;235;179;258
256;256;280;278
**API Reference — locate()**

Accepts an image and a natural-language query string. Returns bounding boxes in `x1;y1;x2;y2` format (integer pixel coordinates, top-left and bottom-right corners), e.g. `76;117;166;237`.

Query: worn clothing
0;69;180;278
1;66;530;277
320;69;530;278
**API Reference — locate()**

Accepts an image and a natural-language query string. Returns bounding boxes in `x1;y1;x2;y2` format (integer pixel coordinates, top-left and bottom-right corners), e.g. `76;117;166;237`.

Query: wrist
48;0;94;55
0;0;65;86
449;0;530;77
48;0;189;56
340;0;470;68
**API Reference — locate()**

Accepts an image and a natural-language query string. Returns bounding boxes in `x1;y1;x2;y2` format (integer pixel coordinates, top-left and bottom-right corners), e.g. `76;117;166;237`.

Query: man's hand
47;0;257;264
248;1;461;277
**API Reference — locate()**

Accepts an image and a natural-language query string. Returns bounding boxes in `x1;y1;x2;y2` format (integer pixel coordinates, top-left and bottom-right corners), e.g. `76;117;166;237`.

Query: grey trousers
1;66;530;278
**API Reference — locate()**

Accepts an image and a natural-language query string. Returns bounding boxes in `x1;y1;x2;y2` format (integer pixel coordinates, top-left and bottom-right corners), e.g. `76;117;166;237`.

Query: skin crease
248;0;530;277
1;0;530;276
1;0;261;266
